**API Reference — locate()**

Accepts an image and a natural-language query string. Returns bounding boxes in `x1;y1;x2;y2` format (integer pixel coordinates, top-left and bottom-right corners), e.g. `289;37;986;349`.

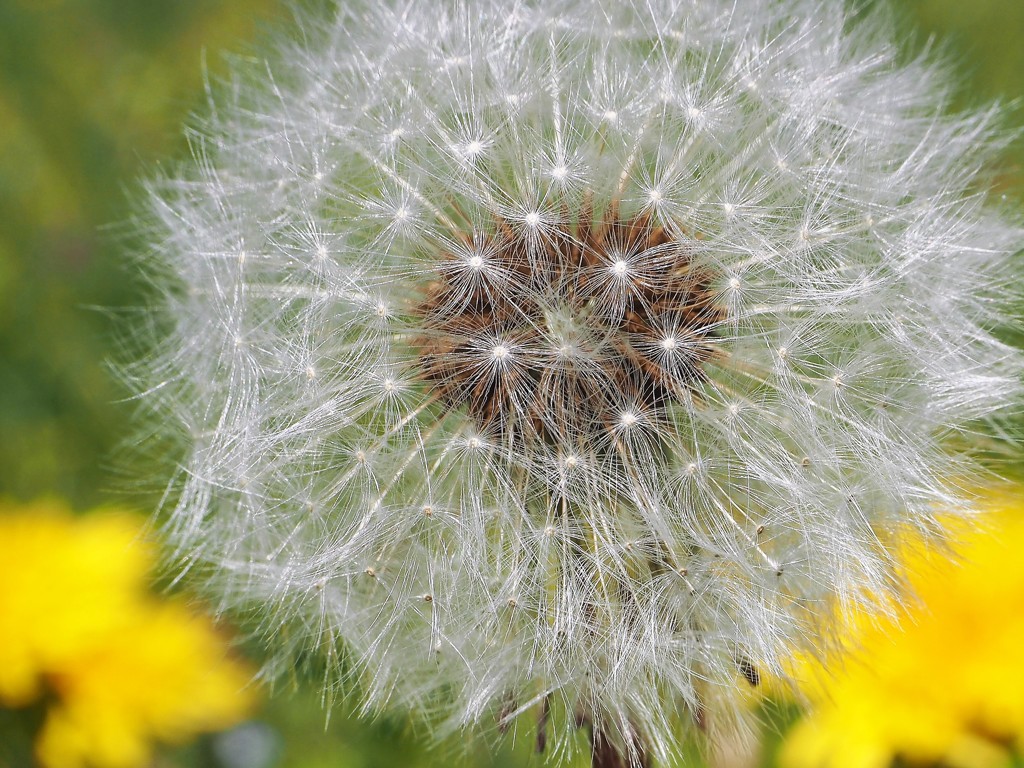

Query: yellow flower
779;489;1024;768
0;499;256;768
0;499;151;706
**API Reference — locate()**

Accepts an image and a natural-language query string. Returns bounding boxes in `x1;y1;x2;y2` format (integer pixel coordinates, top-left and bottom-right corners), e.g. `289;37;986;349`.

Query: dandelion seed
130;0;1023;765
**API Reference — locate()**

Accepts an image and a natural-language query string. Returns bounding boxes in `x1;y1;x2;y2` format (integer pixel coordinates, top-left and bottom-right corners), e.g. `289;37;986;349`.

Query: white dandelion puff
128;0;1023;765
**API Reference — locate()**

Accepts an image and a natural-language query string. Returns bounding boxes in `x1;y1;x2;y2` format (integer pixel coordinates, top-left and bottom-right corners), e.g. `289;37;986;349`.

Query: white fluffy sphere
132;0;1023;763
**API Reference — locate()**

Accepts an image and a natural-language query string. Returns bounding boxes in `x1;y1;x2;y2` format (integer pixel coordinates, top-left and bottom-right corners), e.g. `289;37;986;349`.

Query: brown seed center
413;207;723;447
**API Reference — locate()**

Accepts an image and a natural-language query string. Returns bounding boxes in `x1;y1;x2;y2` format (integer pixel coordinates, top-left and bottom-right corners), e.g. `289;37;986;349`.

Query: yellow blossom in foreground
780;490;1024;768
0;499;256;768
0;500;151;705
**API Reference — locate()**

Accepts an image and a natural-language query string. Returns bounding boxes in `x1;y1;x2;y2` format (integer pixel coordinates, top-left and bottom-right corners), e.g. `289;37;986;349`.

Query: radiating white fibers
128;0;1023;763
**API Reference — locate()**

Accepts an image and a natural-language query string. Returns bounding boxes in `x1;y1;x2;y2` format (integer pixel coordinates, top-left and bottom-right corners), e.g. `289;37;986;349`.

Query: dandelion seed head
130;0;1024;763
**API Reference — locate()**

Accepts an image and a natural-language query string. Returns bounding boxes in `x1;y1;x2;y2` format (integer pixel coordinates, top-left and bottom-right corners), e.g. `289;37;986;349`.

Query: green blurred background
0;0;1021;766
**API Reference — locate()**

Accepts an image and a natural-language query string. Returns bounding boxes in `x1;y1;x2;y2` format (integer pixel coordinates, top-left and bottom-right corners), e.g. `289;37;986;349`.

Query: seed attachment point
413;207;723;447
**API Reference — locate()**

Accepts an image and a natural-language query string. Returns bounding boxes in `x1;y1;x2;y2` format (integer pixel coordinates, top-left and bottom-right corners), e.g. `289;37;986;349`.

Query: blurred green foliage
910;0;1024;190
0;0;289;506
0;0;1020;766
